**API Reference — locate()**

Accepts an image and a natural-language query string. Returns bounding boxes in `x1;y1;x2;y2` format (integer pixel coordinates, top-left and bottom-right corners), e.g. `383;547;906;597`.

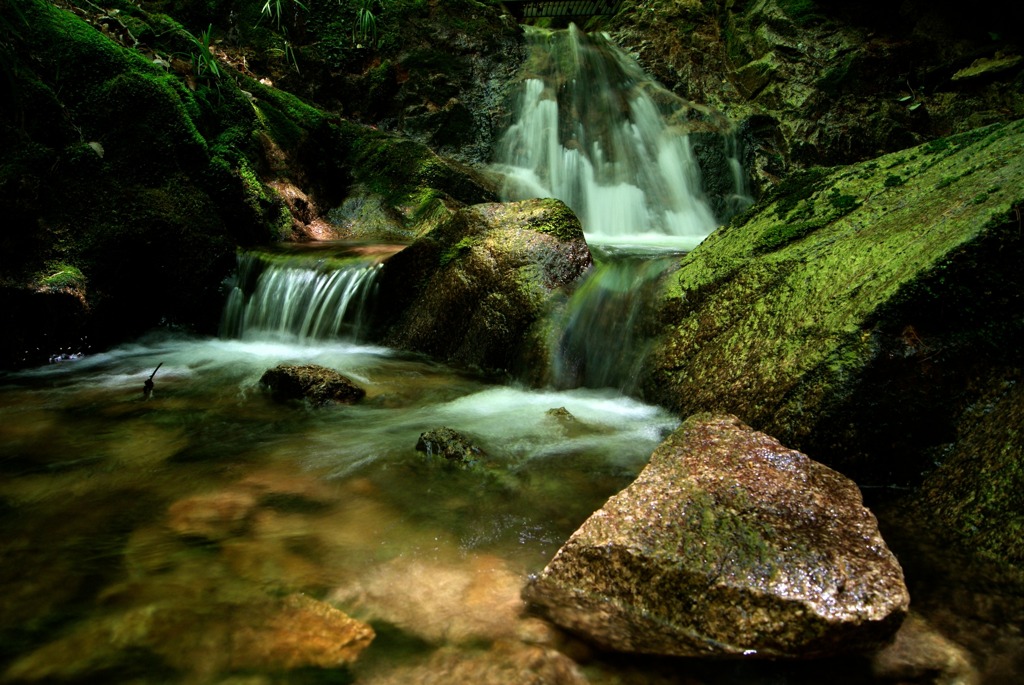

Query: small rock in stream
415;427;486;469
259;364;365;406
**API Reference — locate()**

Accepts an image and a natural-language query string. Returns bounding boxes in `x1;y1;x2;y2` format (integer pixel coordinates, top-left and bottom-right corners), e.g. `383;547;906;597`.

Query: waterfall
493;24;751;391
493;25;747;250
220;249;382;343
549;248;677;391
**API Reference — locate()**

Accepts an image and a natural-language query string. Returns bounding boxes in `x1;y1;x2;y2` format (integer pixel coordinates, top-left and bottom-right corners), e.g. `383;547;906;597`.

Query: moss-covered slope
643;120;1024;482
0;0;495;368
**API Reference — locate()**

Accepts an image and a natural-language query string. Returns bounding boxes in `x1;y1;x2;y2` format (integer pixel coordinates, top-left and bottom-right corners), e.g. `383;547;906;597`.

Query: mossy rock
375;198;592;375
643;120;1024;483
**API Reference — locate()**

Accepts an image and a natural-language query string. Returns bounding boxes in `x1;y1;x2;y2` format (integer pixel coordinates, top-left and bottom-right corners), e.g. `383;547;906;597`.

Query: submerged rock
871;612;978;685
259;364;365;406
329;554;526;645
524;413;909;659
416;427;487;469
359;641;587;685
3;593;374;681
167;490;257;541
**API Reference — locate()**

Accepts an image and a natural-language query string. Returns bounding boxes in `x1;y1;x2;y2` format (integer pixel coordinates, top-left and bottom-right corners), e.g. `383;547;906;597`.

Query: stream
0;21;1016;685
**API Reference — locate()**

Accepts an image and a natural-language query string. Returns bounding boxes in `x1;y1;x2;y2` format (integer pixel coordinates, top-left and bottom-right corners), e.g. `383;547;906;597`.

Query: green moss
754;221;823;254
646;119;1024;478
440;236;478;267
884;174;905;188
817;53;855;95
771;167;828;220
827;189;859;213
523;198;585;241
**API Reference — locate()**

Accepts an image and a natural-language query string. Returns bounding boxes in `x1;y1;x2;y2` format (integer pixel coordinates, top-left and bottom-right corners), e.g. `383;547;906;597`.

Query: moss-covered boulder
524;413;908;659
642;120;1024;483
375;198;592;375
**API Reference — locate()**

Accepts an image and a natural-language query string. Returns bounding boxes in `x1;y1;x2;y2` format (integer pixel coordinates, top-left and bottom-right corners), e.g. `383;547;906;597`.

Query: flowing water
1;23;1015;685
494;25;750;393
0;285;679;682
493;25;748;251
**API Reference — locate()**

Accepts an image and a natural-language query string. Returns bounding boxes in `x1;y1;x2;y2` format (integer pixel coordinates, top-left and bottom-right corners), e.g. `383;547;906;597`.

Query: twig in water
143;362;163;400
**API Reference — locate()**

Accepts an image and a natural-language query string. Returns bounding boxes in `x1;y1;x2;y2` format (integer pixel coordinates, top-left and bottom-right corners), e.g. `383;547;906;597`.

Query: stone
259;364;366;406
3;593;374;681
871;612;978;685
167;490;257;541
416;426;486;468
358;641;588;685
643;120;1024;484
376;198;592;375
523;413;909;659
329;554;525;645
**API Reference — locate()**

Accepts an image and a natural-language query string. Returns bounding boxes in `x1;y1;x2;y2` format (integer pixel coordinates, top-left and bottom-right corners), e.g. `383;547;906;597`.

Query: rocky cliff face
610;0;1024;189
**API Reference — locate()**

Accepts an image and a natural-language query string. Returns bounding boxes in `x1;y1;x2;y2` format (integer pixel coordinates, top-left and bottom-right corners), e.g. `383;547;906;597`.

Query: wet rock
167;490;257;541
226;593;374;671
416;427;487;469
329;554;526;645
3;593;373;681
871;612;978;685
259;364;366;406
524;413;909;659
376;198;592;374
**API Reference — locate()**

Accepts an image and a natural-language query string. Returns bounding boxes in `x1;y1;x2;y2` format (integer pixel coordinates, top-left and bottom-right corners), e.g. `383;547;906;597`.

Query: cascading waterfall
220;249;382;342
493;24;752;390
549;248;678;391
493;25;748;250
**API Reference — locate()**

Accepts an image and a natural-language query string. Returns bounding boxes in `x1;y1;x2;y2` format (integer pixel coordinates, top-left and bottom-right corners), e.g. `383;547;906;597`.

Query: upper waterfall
493;25;744;250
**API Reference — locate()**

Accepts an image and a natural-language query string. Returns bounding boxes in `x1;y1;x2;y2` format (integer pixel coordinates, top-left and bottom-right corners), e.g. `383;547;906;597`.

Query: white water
493;25;733;250
221;250;382;342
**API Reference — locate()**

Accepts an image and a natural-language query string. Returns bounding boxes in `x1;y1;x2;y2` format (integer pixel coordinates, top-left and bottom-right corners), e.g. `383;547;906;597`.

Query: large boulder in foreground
375;198;592;374
523;413;909;659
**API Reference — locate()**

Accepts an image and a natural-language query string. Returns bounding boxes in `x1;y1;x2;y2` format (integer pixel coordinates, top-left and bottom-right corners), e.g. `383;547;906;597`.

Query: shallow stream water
0;322;684;683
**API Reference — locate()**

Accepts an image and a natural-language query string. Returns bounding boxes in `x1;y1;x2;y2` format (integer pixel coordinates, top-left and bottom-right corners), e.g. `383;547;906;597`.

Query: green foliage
183;24;222;81
354;0;379;47
261;0;308;30
884;174;905;188
37;262;86;290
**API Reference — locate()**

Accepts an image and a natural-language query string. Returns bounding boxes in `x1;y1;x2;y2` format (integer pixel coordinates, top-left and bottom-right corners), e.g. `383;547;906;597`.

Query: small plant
184;24;221;81
354;0;380;47
897;80;923;112
262;0;308;30
884;174;905;188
